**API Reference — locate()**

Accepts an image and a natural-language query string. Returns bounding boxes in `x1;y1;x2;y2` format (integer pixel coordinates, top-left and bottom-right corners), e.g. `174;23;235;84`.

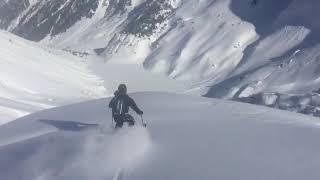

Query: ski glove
137;110;143;115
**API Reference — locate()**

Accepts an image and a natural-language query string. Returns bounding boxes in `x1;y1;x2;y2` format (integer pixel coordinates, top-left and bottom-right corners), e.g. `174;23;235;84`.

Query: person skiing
109;84;143;128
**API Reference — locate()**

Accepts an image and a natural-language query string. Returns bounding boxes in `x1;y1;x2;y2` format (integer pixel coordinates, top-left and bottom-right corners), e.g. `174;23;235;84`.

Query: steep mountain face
1;0;320;117
1;0;175;41
0;0;29;29
11;0;100;41
123;0;174;37
205;0;320;117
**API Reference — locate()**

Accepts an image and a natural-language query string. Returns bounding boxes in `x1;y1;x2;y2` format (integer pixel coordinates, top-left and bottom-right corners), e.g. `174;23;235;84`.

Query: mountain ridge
1;0;320;117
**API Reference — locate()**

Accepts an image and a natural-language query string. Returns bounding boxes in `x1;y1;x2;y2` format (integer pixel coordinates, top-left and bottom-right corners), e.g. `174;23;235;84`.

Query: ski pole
140;115;147;127
111;114;114;127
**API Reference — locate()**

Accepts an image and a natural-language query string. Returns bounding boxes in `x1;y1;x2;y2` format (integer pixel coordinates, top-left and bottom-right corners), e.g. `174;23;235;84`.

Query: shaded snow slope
88;59;186;94
40;0;320;100
0;92;320;180
1;0;320;95
208;0;320;97
204;0;320;116
2;0;320;117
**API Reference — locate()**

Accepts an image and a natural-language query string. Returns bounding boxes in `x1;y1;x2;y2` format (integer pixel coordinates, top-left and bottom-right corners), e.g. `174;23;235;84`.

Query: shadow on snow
38;119;99;131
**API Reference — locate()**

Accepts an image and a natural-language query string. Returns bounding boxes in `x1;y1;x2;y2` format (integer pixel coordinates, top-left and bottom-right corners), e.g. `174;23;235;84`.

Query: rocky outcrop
0;0;175;41
0;0;29;29
12;0;99;41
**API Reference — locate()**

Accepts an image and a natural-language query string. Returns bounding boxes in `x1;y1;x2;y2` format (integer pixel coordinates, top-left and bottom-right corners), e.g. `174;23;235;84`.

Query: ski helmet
118;84;127;94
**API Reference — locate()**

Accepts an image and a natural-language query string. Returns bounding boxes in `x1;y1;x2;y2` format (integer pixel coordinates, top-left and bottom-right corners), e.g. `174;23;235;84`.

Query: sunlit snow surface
40;0;320;98
2;0;319;119
0;92;320;180
0;31;184;124
0;31;106;124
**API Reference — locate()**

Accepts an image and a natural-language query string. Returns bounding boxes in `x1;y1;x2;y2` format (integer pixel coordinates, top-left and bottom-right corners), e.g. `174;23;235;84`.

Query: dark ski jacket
109;94;142;116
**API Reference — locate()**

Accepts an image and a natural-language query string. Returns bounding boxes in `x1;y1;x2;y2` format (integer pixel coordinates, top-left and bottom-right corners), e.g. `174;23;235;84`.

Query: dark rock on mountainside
12;0;99;41
123;0;174;37
234;92;320;118
0;0;175;41
230;0;293;35
0;0;29;29
104;0;131;19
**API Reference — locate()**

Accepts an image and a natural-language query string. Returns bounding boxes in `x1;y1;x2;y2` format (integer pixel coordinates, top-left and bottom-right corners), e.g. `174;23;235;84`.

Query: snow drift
0;92;320;180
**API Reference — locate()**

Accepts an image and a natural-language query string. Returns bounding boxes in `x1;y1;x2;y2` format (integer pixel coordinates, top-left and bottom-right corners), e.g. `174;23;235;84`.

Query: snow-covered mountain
1;92;320;180
1;0;320;117
0;30;183;124
2;1;320;179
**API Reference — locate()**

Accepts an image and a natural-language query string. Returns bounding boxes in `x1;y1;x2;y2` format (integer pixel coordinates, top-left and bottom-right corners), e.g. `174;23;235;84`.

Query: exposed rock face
2;0;320;118
0;0;175;41
234;92;320;118
11;0;99;41
104;0;131;19
0;0;29;29
123;0;174;37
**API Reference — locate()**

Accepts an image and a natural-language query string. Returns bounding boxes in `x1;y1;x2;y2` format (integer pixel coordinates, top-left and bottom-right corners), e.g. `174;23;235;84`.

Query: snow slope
0;92;319;180
2;0;320;117
0;30;106;124
0;30;185;124
2;0;320;96
39;0;320;99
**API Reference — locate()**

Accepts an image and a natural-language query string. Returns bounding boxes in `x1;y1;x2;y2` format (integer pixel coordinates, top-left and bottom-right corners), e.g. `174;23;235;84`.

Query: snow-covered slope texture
1;92;320;180
0;30;106;125
0;30;184;124
205;0;320;94
2;0;320;116
1;0;315;83
205;0;320;116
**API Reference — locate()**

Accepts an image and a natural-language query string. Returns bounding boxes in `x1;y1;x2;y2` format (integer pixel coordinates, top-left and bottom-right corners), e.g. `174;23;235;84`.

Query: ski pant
113;114;135;128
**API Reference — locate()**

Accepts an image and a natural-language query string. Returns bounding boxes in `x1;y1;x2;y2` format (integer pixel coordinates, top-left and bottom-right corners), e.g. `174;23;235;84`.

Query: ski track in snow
1;0;320;178
0;93;320;180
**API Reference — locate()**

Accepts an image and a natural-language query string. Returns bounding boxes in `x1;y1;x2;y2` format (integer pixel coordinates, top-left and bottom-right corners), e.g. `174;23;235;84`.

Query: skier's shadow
38;119;98;131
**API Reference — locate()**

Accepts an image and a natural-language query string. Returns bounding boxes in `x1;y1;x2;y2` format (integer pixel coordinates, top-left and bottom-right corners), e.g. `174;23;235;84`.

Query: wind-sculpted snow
0;94;153;180
0;92;320;180
143;0;257;84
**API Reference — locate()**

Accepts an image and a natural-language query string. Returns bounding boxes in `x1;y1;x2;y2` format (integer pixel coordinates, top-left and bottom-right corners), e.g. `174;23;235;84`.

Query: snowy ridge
41;0;320;103
0;92;320;180
1;0;320;117
1;0;319;90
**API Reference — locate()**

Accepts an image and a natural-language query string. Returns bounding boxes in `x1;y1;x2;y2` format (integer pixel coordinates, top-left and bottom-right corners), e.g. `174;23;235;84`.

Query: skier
109;84;143;128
